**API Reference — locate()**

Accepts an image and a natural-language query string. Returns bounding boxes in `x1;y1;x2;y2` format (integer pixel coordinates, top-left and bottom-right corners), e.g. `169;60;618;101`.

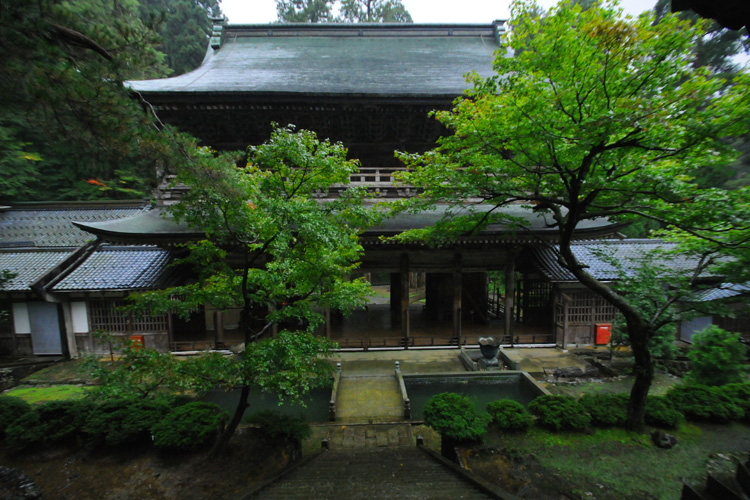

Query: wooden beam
400;253;410;342
453;253;462;341
505;255;515;346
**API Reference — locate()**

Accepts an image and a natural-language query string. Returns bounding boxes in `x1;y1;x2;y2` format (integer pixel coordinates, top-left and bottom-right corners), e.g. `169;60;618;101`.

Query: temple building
3;21;741;356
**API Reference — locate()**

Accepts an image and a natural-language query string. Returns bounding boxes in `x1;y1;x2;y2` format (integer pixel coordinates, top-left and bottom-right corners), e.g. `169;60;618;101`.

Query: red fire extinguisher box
595;323;612;345
129;335;145;349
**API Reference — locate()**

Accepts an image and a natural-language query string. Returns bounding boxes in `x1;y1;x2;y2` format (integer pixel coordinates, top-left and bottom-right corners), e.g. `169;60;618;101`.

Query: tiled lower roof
0;250;72;291
692;283;750;302
52;245;174;291
531;240;692;282
0;203;149;248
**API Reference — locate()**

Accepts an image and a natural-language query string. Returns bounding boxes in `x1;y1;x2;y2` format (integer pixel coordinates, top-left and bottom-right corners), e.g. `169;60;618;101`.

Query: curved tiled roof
128;23;502;97
52;245;175;291
0;250;71;291
0;203;150;248
531;240;693;282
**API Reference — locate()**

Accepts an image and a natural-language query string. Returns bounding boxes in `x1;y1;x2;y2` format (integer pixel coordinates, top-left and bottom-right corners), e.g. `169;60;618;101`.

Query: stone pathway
335;375;403;423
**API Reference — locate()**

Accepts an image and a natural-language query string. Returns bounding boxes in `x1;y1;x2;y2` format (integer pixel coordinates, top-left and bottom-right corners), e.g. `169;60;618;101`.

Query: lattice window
89;300;167;333
556;291;617;325
0;302;12;335
525;281;552;310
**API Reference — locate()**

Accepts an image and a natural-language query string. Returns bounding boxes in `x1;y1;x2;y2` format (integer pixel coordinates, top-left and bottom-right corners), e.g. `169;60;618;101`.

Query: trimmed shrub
0;396;32;438
528;395;591;432
718;383;750;424
644;396;684;429
245;411;311;444
579;394;627;428
666;385;743;423
5;399;94;450
84;396;174;447
152;402;227;452
687;326;747;386
423;393;489;442
486;399;533;433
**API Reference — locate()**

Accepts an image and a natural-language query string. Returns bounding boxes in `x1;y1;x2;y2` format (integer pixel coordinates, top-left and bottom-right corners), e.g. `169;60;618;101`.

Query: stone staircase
244;445;504;500
682;456;750;500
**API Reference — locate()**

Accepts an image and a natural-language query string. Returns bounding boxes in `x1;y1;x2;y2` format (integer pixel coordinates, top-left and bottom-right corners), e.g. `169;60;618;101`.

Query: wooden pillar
400;253;410;344
324;307;331;339
505;256;515;346
453;253;462;342
216;310;224;345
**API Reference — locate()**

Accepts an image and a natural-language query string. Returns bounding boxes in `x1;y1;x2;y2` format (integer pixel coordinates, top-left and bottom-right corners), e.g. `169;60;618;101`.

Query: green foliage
339;0;412;22
139;0;222;75
276;0;336;22
423;393;490;442
5;400;94;450
644;395;684;429
687;325;748;386
83;396;175;447
0;396;32;438
718;383;750;424
485;399;533;432
152;402;227;452
245;410;311;443
394;0;750;430
276;0;412;22
528;395;591;432
666;385;743;422
579;394;627;428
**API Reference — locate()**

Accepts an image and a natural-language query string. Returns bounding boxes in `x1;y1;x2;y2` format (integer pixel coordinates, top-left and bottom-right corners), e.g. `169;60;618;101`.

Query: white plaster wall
12;303;30;334
71;302;89;333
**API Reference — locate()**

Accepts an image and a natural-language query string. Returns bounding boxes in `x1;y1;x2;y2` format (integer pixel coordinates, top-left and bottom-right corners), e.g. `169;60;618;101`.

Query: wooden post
505;256;515;346
216;310;224;346
324;307;331;339
400;253;410;344
453;253;462;342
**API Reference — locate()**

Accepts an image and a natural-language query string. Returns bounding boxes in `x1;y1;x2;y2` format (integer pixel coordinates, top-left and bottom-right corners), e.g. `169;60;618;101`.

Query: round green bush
5;399;94;449
644;395;684;429
245;410;311;443
152;402;227;452
0;396;32;438
528;395;591;432
579;394;627;427
717;383;750;424
666;384;743;423
687;326;748;386
486;399;533;433
84;396;174;447
423;393;489;442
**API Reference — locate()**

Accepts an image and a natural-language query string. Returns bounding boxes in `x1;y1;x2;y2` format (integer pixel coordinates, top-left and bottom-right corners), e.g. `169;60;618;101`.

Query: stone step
250;446;496;500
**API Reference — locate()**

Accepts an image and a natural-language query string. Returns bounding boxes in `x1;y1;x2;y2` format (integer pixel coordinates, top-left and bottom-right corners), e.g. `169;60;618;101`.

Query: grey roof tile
52;245;175;291
0;204;150;248
531;240;694;282
0;250;72;291
128;24;500;96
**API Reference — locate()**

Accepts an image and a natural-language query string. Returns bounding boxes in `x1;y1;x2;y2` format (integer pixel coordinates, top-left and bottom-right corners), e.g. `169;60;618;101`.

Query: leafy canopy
395;0;750;430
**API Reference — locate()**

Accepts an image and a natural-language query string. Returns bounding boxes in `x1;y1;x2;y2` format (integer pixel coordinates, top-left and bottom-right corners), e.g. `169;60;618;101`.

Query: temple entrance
325;269;555;348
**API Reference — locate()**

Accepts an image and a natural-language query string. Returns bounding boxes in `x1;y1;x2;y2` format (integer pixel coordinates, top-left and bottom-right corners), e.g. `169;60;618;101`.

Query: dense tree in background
339;0;412;22
139;0;222;76
0;0;223;203
276;0;412;23
128;126;374;453
0;0;166;202
653;0;750;192
396;0;750;430
276;0;337;22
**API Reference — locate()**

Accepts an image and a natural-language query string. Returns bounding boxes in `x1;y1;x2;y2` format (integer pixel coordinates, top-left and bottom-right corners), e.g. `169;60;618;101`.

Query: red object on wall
595;324;611;345
129;335;145;349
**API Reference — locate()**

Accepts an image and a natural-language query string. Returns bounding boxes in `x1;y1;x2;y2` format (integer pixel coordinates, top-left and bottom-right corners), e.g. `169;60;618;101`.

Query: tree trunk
209;383;250;458
626;327;654;431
